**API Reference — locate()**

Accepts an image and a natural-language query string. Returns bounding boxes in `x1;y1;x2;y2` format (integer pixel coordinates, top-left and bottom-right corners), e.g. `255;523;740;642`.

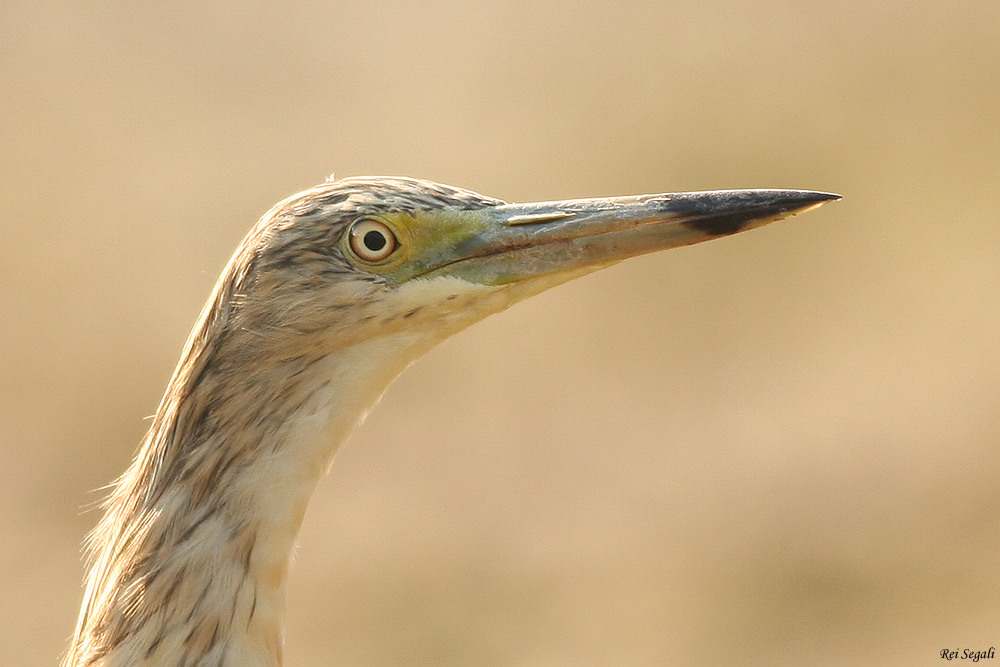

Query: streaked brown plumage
65;176;837;666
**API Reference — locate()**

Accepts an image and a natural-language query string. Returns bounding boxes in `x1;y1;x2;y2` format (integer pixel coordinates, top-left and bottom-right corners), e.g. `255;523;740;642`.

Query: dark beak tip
765;190;841;209
680;190;840;237
808;191;842;203
786;190;842;215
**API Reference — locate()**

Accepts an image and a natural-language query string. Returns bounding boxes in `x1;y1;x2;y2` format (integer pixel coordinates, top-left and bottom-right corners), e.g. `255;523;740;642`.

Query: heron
64;176;837;666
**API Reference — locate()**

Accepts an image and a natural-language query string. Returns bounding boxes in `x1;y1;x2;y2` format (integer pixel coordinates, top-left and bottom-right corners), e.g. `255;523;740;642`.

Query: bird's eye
348;219;397;262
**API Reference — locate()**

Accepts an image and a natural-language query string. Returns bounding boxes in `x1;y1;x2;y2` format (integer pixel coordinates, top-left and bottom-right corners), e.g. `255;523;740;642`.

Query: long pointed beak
423;189;840;285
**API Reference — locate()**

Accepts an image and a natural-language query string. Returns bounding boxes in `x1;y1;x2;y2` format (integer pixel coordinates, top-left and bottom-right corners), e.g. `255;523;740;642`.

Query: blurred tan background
2;1;999;664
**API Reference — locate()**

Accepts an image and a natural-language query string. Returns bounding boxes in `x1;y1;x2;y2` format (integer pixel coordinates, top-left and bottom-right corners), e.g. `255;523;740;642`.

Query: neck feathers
64;307;417;666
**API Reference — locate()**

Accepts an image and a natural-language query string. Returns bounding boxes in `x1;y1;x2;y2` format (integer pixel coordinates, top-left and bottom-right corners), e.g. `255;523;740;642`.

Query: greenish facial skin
338;208;495;285
340;189;839;289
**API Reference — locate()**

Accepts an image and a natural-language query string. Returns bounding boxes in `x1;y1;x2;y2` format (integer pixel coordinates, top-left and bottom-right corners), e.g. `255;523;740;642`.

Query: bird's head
198;176;836;366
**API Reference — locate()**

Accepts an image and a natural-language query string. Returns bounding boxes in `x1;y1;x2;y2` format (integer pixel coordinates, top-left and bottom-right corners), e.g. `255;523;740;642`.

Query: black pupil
363;230;386;251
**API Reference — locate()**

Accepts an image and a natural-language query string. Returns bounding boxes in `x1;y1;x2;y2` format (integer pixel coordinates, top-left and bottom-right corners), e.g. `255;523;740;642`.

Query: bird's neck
66;335;425;666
